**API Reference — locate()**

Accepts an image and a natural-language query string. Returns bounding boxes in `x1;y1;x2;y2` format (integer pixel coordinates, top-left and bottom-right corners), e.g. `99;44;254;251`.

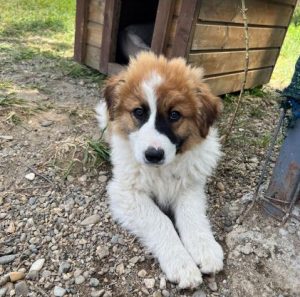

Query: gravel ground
1;55;300;297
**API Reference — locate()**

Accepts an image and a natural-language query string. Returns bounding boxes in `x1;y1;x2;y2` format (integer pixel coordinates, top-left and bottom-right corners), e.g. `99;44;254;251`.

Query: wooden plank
151;0;175;54
198;0;294;27
189;49;279;76
204;67;273;95
74;0;90;63
270;0;297;5
85;45;101;70
191;24;286;50
100;0;121;73
108;63;126;75
89;0;105;24
170;0;200;57
86;22;103;48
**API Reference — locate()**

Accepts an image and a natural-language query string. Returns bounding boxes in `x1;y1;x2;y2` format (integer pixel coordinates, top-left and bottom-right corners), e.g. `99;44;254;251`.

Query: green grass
271;8;300;88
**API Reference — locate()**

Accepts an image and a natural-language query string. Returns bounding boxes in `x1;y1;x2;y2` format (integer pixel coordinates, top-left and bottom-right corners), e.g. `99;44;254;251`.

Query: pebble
138;269;147;278
206;275;218;291
98;175;108;183
288;225;296;234
81;214;101;225
9;271;25;282
90;278;100;287
129;256;139;264
144;278;155;289
216;182;225;191
91;290;105;297
75;275;85;284
192;290;206;297
153;292;162;297
159;277;166;289
96;246;109;259
162;290;170;297
30;258;45;271
116;263;124;275
40;120;53;127
53;286;66;297
103;291;112;297
0;288;7;297
59;262;71;274
0;254;16;264
26;270;39;280
25;173;35;181
15;281;28;296
0;274;10;286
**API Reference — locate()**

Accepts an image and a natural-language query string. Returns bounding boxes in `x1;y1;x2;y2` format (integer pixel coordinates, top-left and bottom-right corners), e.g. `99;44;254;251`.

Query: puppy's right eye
132;108;145;119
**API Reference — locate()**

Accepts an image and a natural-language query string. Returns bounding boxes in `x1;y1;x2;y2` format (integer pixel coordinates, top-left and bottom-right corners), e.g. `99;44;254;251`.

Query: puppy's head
103;52;222;166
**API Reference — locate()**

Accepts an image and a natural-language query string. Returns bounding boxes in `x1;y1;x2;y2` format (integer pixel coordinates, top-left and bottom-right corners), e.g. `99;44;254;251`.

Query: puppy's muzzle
144;147;165;164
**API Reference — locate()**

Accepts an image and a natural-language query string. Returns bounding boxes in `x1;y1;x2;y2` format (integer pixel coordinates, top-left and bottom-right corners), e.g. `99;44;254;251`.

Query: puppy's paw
160;251;203;289
185;237;224;274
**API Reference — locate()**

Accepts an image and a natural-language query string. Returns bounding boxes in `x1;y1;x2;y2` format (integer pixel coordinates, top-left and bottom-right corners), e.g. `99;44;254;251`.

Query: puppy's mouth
143;158;165;166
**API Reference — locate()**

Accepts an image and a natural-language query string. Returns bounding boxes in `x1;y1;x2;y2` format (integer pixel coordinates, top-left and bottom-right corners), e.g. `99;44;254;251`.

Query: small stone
116;263;124;275
15;281;28;296
138;269;147;278
0;287;7;297
288;225;296;234
144;278;155;289
53;286;66;297
28;197;37;205
159;277;166;289
216;182;225;191
0;135;13;141
81;214;101;225
129;256;139;264
9;272;25;282
6;222;15;233
153;292;162;297
162;290;170;297
74;269;83;278
192;290;206;297
90;278;100;287
30;258;45;271
75;275;85;285
26;270;38;280
249;157;259;163
206;275;218;291
91;290;105;297
25;173;35;181
0;274;10;286
98;175;107;183
40;120;53;127
59;262;71;274
96;246;109;259
240;243;253;255
0;254;16;264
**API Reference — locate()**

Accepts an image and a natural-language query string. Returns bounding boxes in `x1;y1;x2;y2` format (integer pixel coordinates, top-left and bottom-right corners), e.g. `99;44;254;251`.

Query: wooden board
189;49;279;76
74;0;89;63
204;67;273;95
86;22;103;48
85;45;101;70
89;0;105;24
198;0;294;27
192;24;286;50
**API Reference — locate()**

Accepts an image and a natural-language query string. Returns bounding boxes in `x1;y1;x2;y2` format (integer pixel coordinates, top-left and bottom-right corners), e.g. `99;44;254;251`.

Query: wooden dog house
74;0;297;95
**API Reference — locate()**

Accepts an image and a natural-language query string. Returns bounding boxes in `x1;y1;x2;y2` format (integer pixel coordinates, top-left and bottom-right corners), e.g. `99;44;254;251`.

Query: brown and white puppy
96;52;223;289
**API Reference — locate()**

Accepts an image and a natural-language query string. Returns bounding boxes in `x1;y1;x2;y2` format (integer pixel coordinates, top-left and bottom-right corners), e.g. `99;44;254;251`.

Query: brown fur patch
103;52;222;151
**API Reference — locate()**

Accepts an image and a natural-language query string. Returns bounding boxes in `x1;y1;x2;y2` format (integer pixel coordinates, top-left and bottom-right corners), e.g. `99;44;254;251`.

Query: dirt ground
1;52;300;297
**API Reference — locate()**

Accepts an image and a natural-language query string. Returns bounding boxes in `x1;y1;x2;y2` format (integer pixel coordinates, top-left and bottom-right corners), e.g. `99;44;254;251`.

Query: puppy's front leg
175;187;224;274
108;183;202;289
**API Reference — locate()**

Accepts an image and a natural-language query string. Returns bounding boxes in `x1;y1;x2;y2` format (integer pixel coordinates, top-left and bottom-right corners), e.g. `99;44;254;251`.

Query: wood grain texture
86;22;103;48
171;0;200;57
89;0;105;24
85;45;101;70
204;67;273;95
191;25;286;50
189;49;279;76
100;0;121;73
74;0;90;62
198;0;294;26
151;0;175;54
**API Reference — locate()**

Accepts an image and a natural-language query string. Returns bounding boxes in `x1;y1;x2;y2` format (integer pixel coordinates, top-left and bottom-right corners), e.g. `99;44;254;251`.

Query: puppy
96;52;223;289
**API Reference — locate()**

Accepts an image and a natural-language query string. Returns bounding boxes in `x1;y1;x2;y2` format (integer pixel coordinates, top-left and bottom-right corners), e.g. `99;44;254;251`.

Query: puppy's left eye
169;111;181;122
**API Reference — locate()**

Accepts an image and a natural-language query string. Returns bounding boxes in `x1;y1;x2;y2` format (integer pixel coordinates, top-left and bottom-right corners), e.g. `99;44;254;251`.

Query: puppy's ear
102;75;124;120
195;83;223;138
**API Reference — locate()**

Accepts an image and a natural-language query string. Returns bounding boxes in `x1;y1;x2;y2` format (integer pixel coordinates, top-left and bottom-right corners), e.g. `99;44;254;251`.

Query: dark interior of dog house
115;0;159;64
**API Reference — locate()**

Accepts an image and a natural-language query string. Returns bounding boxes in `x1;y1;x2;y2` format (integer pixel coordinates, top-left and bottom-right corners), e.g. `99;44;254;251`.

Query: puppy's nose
144;147;165;164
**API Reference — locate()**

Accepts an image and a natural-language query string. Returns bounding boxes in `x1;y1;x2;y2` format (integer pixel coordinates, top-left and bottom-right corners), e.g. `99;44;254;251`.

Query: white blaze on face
129;72;177;165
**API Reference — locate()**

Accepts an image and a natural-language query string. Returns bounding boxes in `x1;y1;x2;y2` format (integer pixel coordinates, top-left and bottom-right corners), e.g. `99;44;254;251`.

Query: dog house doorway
100;0;175;74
